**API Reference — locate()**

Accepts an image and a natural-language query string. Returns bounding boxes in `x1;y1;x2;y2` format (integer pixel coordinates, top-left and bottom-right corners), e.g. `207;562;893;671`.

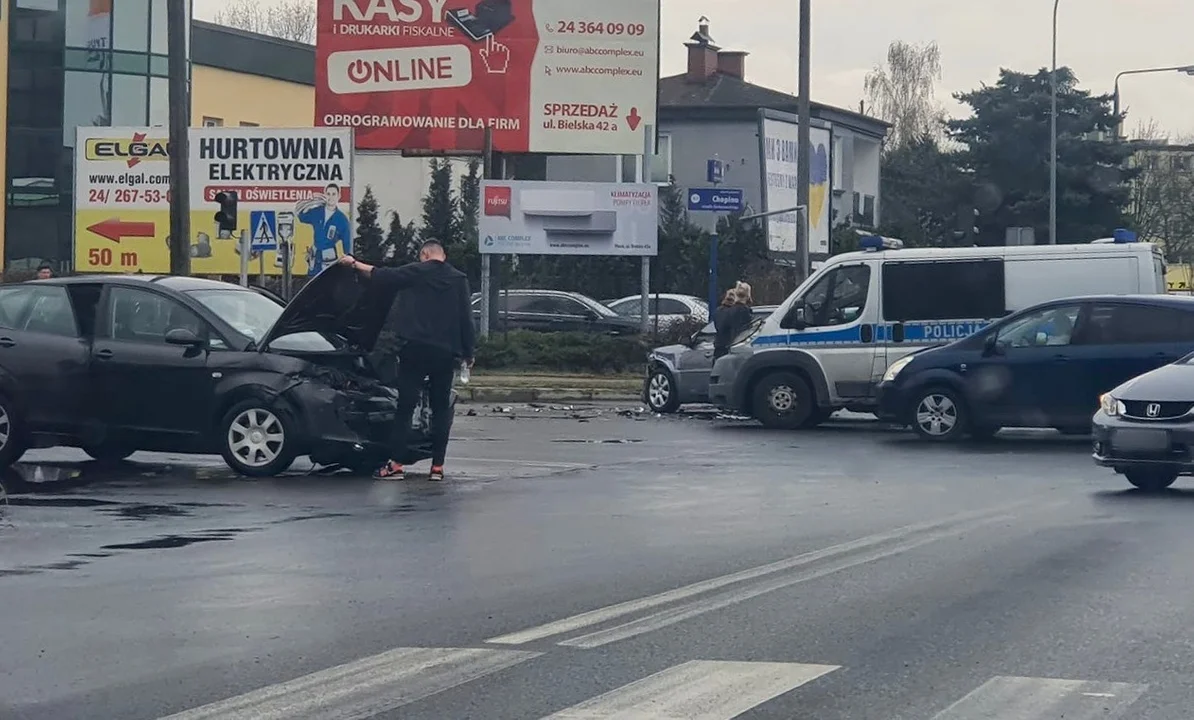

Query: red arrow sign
87;218;156;243
626;107;642;131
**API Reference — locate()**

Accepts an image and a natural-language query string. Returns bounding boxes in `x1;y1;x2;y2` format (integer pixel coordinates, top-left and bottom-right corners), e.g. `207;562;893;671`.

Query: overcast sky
193;0;1194;139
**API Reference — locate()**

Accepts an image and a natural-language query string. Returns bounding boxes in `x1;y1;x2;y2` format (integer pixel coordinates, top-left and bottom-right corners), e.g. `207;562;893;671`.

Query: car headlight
1100;393;1125;416
882;355;915;383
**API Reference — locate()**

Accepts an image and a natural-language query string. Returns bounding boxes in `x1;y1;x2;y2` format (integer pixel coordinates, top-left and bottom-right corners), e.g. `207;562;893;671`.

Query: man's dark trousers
390;341;456;466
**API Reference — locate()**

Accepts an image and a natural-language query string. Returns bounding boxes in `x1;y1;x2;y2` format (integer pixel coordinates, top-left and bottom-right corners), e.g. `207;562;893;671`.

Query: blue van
876;295;1194;441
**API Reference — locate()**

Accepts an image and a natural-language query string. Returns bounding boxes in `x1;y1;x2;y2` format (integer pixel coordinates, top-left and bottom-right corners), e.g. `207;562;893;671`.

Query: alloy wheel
915;393;958;437
228;408;285;468
647;372;671;409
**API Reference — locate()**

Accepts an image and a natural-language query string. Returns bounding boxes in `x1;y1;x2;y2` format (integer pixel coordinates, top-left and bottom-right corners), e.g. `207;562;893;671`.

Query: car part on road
81;443;136;464
910;387;968;441
1124;467;1178;492
752;371;814;429
219;400;299;477
645;368;680;413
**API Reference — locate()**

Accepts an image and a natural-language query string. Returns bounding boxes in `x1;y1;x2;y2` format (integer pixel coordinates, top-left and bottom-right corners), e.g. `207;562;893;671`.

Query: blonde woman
713;283;752;359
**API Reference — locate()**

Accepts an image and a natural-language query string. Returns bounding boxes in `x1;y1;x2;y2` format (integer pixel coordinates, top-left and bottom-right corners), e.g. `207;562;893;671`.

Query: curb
458;386;641;403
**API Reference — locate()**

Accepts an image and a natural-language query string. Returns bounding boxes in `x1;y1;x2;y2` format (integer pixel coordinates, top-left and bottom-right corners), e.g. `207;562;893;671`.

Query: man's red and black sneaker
429;465;445;482
373;461;405;481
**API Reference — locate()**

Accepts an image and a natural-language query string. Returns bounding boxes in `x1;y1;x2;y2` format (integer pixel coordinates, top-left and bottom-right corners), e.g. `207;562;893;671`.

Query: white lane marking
157;647;540;720
486;501;1037;645
540;660;839;719
930;676;1147;720
559;511;1016;648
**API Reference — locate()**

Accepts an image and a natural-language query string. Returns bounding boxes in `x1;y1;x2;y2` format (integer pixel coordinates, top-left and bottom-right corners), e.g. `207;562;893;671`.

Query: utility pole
167;0;191;275
796;0;812;281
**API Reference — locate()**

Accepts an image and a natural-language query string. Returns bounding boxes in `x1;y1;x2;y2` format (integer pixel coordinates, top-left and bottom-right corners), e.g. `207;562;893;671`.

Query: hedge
475;319;707;374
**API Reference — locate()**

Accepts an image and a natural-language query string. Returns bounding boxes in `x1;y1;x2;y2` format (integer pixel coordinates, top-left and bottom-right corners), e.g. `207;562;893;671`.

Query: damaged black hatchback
0;265;452;476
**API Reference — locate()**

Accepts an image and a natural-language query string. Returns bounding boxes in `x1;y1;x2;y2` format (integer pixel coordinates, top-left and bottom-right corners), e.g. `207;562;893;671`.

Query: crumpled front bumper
285;378;454;467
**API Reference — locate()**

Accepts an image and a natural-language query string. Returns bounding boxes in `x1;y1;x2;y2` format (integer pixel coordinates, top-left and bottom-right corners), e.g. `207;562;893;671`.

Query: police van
707;231;1166;429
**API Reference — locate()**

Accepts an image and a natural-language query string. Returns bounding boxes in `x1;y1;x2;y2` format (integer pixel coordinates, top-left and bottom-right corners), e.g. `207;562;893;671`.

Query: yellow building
190;21;314;128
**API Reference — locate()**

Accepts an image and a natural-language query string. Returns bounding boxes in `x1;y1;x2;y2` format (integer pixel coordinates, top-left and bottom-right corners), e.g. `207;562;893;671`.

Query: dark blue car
876;295;1194;441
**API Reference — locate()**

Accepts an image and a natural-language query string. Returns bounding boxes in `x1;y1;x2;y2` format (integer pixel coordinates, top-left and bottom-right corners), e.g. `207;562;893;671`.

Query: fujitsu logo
484;186;511;216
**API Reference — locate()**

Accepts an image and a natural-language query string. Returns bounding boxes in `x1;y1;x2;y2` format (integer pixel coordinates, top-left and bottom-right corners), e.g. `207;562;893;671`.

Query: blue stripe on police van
752;320;991;347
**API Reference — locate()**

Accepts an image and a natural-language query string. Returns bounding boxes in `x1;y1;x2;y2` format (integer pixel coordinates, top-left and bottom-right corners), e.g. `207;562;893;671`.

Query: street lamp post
1050;0;1060;245
1113;65;1194;139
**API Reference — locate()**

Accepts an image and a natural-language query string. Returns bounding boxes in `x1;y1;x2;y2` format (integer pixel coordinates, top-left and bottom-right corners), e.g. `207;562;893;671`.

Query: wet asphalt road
2;405;1193;719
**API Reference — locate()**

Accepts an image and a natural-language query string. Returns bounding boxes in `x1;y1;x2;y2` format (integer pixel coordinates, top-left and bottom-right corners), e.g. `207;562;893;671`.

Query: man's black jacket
371;260;475;360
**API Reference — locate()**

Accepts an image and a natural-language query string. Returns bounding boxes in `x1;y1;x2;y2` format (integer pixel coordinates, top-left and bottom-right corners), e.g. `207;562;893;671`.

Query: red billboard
315;0;659;155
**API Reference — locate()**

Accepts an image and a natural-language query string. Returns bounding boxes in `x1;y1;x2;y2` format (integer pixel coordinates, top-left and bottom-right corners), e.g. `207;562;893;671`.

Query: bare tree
1129;119;1194;266
864;41;946;152
214;0;316;44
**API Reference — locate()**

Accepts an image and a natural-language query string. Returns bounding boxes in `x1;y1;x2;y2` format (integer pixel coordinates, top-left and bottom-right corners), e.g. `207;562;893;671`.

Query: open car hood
257;264;395;352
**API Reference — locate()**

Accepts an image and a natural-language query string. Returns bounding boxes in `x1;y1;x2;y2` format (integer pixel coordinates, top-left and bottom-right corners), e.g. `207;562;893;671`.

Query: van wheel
910;387;967;441
219;400;299;477
646;368;681;413
752;371;813;429
1125;468;1178;492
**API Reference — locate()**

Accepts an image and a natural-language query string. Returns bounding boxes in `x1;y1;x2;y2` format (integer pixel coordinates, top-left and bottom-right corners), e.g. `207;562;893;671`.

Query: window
0;287;78;337
202;117;223;127
149;1;168;54
882;260;1005;322
521;295;585;316
239;122;260;127
656;298;691;315
65;0;111;54
800;264;871;327
611;298;641;316
995;304;1080;348
111;73;148;126
112;0;150;51
1081;303;1194;345
12;4;65;44
62;71;111;146
105;287;208;344
624;134;672;183
148;76;169;126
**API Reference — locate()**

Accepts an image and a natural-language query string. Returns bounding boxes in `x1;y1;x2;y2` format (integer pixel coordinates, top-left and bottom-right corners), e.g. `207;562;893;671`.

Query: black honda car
0;265;451;476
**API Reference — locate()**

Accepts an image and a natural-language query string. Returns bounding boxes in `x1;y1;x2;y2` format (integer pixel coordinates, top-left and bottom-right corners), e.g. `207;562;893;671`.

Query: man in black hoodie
338;241;475;481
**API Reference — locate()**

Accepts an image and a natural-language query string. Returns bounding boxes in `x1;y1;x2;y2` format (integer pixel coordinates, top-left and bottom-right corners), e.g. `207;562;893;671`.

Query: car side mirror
982;333;1001;357
165;327;205;346
781;302;809;330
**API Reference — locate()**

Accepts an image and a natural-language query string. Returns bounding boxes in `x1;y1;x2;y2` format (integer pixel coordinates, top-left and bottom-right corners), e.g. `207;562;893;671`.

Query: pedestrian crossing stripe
153;646;1149;720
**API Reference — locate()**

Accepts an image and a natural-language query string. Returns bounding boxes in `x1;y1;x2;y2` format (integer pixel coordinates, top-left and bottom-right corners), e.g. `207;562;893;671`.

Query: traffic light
952;205;979;245
214;191;238;232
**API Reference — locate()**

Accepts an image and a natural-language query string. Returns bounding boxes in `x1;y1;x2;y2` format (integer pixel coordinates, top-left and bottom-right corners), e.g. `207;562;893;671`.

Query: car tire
752;371;814;429
219;399;299;477
909;387;968;442
1124;468;1178;492
81;443;136;464
645;368;681;413
0;393;26;468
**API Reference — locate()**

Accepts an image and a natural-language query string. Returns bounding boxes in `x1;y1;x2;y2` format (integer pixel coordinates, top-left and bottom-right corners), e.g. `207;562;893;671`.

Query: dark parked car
644;306;776;412
0;265;451;476
1093;356;1194;491
877;295;1194;442
471;289;640;334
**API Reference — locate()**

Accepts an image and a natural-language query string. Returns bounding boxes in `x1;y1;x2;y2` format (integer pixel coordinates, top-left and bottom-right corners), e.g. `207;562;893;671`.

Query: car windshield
188;289;337;351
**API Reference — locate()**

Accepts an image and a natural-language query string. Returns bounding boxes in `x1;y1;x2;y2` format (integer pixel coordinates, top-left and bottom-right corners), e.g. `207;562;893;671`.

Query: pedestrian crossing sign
249;210;278;251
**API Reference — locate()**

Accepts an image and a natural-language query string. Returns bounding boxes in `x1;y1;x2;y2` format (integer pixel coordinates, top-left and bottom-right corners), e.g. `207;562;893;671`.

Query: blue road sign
706;159;724;184
687;188;745;213
250;210;278;251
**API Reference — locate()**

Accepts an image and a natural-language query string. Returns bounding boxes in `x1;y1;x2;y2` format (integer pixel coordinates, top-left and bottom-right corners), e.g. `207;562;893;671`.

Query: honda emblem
1146;403;1161;418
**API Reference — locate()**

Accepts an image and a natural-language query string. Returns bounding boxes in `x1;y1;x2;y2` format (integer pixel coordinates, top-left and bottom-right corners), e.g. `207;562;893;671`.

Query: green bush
475;330;648;374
